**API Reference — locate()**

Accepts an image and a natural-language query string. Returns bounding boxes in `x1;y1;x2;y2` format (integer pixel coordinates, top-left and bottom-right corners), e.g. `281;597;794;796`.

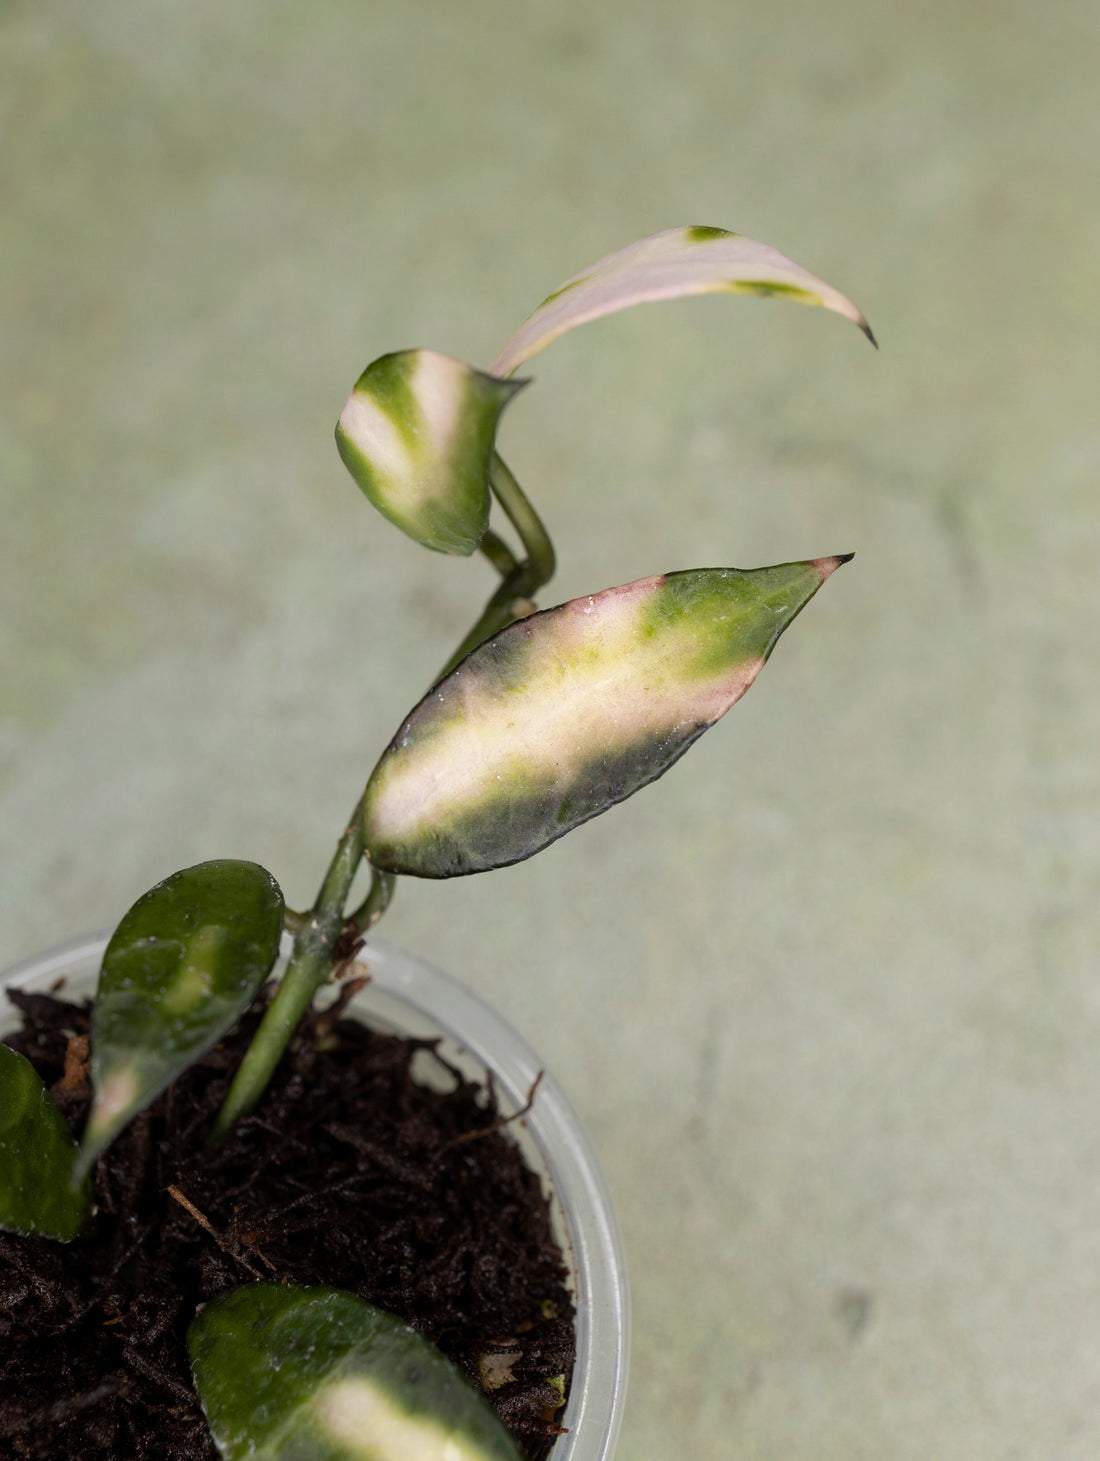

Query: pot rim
1;931;629;1461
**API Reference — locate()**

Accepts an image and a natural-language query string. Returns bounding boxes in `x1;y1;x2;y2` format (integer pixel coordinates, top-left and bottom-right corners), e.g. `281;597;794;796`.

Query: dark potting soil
0;975;575;1461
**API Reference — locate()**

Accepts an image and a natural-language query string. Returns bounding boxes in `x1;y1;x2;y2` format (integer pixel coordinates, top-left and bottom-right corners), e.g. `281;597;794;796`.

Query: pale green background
3;1;1099;1457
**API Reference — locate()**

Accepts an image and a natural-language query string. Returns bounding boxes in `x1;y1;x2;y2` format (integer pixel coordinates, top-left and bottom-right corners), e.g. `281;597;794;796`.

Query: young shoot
1;224;873;1459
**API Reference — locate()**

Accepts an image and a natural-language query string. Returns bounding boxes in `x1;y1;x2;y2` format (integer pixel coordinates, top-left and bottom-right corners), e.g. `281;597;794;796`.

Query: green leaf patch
336;349;525;555
76;859;284;1179
189;1284;524;1461
0;1041;89;1240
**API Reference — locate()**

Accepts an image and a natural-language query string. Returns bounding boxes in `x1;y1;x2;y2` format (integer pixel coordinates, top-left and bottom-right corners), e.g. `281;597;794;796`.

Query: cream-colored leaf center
339;391;413;485
159;923;224;1016
371;581;763;843
313;1376;485;1461
410;351;465;466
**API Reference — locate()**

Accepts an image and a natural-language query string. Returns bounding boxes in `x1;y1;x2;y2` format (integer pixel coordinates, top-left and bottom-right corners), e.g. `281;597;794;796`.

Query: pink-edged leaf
490;225;874;378
362;556;851;878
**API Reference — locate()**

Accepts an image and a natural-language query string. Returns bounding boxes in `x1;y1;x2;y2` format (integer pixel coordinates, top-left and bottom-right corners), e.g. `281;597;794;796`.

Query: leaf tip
859;319;879;350
811;552;855;582
70;1124;106;1188
75;1063;139;1178
70;1148;94;1190
73;1128;109;1187
493;370;533;397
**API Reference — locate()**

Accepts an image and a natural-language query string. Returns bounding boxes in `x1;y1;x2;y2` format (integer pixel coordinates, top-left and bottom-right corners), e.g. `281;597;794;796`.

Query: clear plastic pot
1;931;629;1461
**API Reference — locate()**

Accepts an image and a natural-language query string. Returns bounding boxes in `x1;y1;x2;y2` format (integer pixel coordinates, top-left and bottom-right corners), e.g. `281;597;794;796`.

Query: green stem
479;528;518;577
210;801;366;1140
437;454;556;680
283;908;309;935
212;462;554;1138
346;867;396;931
489;452;556;586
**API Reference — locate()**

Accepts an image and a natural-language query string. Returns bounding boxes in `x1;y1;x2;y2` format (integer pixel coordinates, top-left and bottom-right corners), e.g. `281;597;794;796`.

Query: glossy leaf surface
363;557;849;878
336;349;525;555
77;860;284;1179
490;224;874;377
189;1284;524;1461
0;1042;89;1239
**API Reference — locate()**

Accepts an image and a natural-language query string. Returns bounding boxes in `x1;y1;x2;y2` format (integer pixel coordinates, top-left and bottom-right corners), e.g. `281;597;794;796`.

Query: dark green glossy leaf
336;349;525;555
76;860;284;1179
0;1042;89;1239
363;557;850;878
189;1284;524;1461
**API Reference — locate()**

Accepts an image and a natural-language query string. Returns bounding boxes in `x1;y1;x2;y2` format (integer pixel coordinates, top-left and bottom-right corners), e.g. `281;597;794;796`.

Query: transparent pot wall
1;933;629;1461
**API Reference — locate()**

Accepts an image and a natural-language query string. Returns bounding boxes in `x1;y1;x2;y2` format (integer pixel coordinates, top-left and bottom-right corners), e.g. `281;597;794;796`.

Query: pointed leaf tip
336;349;526;555
490;225;874;377
363;559;843;878
79;860;284;1176
811;552;855;581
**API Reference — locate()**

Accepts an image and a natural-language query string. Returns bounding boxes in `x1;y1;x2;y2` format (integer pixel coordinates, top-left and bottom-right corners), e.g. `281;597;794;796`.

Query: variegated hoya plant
1;226;874;1459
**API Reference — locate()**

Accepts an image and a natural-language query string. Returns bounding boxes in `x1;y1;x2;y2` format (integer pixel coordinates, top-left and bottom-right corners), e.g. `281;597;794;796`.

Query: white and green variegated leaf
490;225;875;377
189;1284;523;1461
336;349;525;555
362;556;851;879
76;860;284;1180
0;1043;90;1240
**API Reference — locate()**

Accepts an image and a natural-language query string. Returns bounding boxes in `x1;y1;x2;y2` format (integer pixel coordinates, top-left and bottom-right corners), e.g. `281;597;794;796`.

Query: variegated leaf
0;1042;90;1240
76;860;284;1180
362;556;850;878
189;1284;524;1461
336;349;525;555
490;225;874;378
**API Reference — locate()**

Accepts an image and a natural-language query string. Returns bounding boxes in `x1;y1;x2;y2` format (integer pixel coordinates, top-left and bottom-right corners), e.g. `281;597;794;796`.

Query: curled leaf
336;349;525;555
189;1283;524;1461
76;860;284;1180
490;224;875;377
363;556;850;878
0;1042;90;1239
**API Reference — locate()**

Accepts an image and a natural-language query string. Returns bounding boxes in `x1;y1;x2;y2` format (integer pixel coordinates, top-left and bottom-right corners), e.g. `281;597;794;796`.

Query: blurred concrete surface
3;1;1100;1456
